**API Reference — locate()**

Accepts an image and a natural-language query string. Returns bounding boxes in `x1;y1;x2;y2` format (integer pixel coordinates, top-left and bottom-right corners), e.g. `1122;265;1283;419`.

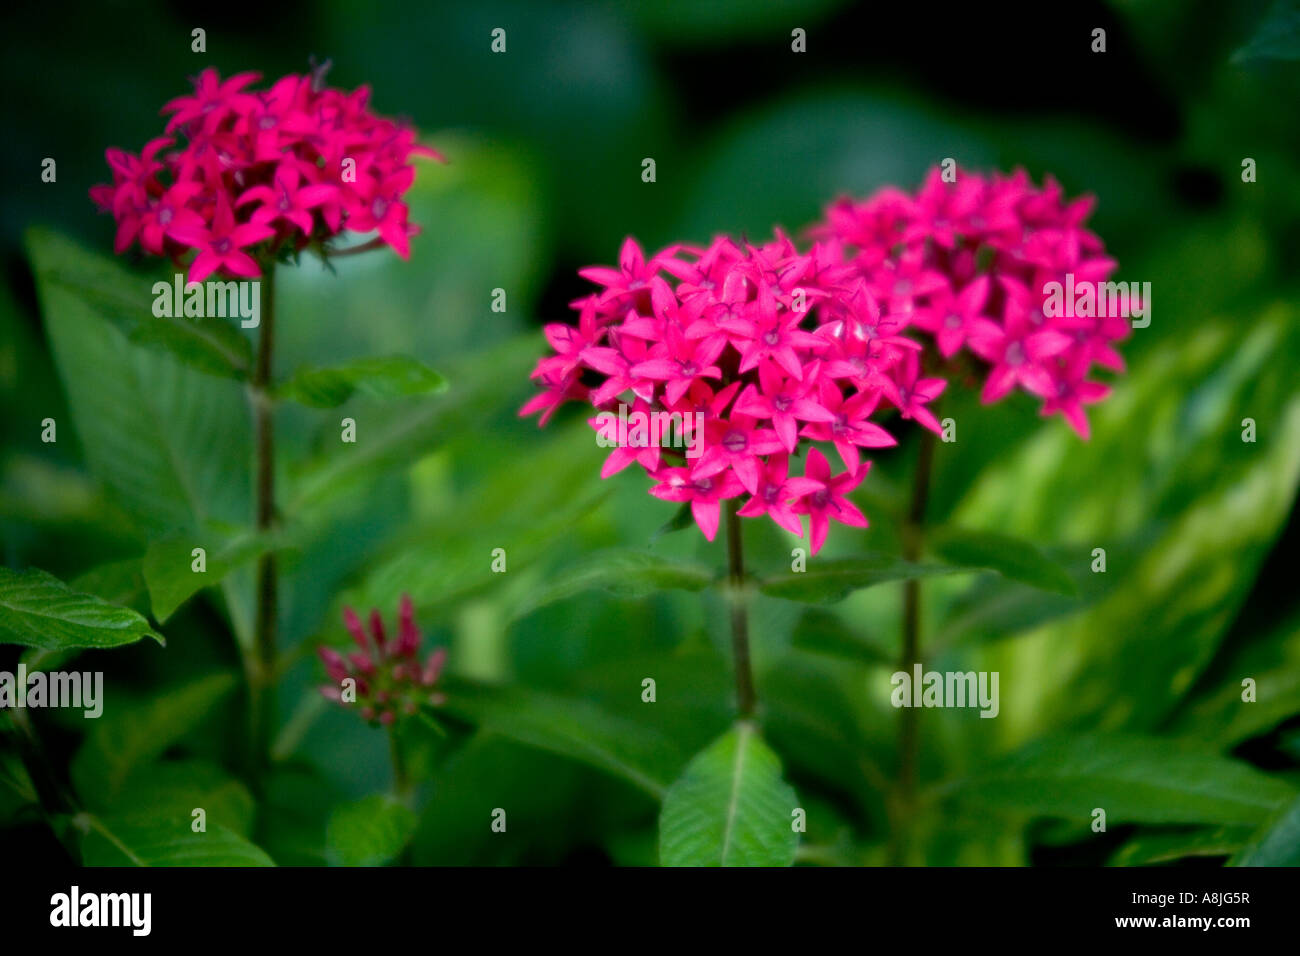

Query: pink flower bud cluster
817;166;1130;437
522;233;946;553
91;66;441;282
318;595;447;726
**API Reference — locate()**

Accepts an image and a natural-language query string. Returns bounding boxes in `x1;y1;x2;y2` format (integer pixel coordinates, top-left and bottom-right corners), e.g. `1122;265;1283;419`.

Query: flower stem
389;725;412;802
891;421;937;865
725;500;757;719
248;267;278;780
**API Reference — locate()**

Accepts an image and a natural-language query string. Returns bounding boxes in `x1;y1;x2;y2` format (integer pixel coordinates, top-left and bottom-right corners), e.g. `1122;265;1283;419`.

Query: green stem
248;267;278;780
891;422;937;865
389;725;412;802
725;500;757;719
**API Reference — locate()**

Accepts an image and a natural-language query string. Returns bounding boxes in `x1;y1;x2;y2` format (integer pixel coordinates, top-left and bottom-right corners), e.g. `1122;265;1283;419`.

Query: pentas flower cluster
522;233;946;553
817;166;1130;437
318;595;447;726
91;65;440;282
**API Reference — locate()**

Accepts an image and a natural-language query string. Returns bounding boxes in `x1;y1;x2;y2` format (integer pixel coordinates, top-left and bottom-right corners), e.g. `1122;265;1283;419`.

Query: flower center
1005;341;1025;366
772;395;792;413
810;489;831;509
944;313;962;329
213;237;232;254
721;429;748;453
371;196;390;219
762;330;780;346
157;207;174;225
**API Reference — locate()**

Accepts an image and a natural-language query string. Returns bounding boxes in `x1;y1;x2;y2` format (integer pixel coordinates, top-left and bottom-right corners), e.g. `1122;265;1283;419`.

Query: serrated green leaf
930;527;1078;596
276;355;447;408
759;553;963;604
326;795;418;866
0;566;162;651
950;734;1296;826
659;723;800;866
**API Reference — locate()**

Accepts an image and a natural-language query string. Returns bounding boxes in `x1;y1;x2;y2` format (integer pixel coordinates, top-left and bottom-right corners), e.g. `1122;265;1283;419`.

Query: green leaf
71;558;150;612
142;530;279;623
25;229;252;379
79;814;273;866
71;673;237;800
1171;614;1300;748
287;333;539;515
788;607;893;664
1111;826;1252;867
0;566;163;651
334;422;608;620
759;553;963;604
950;734;1296;826
276;355;447;408
512;548;714;620
953;308;1300;736
84;760;256;838
929;527;1078;596
1230;794;1300;866
26;228;252;540
326;795;418;866
659;723;800;866
652;501;695;540
444;681;686;798
1232;0;1300;64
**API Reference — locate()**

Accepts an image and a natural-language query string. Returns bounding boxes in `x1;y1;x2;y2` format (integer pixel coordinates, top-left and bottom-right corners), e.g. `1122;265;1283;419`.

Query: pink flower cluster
817;166;1130;437
318;595;447;726
521;234;945;553
91;66;440;282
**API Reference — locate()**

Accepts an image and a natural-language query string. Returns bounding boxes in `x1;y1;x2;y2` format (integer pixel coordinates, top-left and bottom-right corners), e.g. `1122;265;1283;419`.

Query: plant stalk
389;725;412;802
892;422;937;864
725;500;757;719
248;267;278;779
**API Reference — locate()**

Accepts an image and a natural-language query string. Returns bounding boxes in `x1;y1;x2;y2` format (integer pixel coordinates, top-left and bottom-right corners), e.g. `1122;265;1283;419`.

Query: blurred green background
2;0;1300;866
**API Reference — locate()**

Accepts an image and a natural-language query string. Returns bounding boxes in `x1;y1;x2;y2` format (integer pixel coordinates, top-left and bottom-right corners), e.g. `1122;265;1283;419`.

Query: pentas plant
318;595;448;726
91;64;439;279
521;233;945;555
90;64;442;782
810;166;1133;860
817;165;1130;438
522;173;1130;860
